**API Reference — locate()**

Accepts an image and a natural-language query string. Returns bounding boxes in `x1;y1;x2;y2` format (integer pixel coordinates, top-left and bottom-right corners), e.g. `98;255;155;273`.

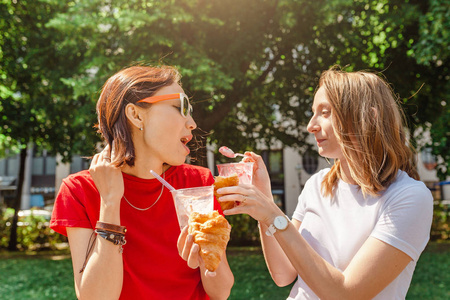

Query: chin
166;156;187;166
318;151;333;160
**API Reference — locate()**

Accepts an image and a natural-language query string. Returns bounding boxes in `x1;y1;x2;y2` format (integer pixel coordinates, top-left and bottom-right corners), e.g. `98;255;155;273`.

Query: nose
186;114;197;130
307;116;319;133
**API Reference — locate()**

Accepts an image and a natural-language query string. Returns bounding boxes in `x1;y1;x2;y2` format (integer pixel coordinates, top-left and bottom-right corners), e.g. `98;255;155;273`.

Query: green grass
0;254;75;299
227;247;293;299
0;243;448;300
406;243;450;300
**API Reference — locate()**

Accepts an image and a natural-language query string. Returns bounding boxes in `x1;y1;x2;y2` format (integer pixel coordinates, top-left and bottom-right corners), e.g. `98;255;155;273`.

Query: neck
339;160;357;185
121;158;170;179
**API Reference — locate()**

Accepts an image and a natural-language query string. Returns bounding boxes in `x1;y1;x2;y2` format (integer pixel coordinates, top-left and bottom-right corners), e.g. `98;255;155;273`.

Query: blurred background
0;0;448;299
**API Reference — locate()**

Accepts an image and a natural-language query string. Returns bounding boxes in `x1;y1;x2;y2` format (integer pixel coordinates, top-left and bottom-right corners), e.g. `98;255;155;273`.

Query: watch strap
265;215;290;237
265;224;277;236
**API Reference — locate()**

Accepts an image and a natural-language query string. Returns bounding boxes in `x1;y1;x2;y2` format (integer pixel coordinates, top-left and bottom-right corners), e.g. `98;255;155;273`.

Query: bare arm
227;152;298;286
200;253;234;300
258;219;300;286
68;145;125;300
68;226;123;300
270;220;411;299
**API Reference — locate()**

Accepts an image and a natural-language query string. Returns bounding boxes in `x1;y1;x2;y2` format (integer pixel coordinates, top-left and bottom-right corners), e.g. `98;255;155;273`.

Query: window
0;159;6;176
262;150;284;183
32;156;44;175
32;150;56;176
46;156;56;175
70;155;90;174
302;151;319;175
6;156;18;177
262;150;285;211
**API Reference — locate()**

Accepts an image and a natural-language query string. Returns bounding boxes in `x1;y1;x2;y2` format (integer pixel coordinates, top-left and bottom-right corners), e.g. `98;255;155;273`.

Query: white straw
150;170;176;191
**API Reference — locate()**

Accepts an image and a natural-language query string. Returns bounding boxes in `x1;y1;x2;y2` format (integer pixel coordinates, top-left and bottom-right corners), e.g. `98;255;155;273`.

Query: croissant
213;174;239;211
188;211;231;272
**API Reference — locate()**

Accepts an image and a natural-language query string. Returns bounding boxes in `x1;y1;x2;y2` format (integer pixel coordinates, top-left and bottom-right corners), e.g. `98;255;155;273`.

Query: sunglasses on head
137;93;193;118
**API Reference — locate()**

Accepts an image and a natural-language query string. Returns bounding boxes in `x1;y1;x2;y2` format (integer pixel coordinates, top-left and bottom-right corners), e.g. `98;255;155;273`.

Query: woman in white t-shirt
217;67;433;299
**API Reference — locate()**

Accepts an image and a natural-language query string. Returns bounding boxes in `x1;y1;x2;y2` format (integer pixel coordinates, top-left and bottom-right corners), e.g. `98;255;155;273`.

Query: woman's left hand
177;226;216;277
217;184;280;226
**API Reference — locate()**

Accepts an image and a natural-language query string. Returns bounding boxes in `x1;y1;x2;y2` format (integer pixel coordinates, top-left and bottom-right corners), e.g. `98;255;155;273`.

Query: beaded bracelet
95;229;127;253
79;224;128;273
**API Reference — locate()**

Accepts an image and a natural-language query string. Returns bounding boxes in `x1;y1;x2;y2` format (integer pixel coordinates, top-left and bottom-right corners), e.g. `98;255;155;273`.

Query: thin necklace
123;171;165;211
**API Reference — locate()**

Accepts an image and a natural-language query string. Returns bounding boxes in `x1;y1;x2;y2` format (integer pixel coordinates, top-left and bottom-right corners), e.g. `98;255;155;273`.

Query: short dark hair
96;65;181;167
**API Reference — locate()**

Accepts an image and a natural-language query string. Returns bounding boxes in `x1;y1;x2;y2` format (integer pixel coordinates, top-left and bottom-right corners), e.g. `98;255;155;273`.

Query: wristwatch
265;215;290;236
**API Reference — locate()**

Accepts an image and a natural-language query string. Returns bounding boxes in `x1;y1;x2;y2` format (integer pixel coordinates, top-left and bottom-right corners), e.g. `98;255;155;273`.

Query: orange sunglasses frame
137;93;192;117
137;93;186;104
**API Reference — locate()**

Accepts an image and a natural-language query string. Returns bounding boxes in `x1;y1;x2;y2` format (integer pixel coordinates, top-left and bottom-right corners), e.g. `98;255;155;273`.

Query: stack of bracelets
95;221;127;253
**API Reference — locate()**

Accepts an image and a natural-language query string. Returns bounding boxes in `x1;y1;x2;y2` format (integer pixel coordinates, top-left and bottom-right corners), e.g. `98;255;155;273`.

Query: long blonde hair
319;67;419;197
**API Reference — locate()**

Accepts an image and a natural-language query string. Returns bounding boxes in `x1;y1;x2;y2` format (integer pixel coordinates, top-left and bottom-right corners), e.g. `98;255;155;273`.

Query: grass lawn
0;243;448;299
0;250;74;299
405;242;450;299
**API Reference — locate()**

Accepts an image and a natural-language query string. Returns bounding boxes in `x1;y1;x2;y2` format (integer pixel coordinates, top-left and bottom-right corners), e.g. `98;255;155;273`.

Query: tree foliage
0;0;99;159
0;0;99;249
1;0;448;171
411;0;450;180
1;0;448;250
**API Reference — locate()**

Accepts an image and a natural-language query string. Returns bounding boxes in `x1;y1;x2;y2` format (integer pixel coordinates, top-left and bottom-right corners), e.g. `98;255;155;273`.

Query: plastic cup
216;162;254;184
171;186;214;229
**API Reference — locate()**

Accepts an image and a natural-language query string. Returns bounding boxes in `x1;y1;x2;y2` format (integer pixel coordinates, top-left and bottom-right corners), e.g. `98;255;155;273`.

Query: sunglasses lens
182;95;190;117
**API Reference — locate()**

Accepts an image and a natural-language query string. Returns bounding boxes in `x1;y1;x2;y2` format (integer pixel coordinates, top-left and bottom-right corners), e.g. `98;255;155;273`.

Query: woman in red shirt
50;65;234;299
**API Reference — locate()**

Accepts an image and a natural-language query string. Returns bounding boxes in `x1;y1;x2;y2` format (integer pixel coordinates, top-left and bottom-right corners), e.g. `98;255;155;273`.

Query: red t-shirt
51;164;221;299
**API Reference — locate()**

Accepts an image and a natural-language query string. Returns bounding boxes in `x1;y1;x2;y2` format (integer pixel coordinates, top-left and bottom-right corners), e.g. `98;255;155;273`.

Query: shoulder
381;170;433;211
298;168;330;199
372;171;433;260
305;168;330;187
174;164;212;177
386;171;433;201
62;170;95;190
59;170;98;199
176;163;212;173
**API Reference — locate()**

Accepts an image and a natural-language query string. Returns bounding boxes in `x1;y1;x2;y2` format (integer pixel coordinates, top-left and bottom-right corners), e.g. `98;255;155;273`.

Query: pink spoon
219;146;245;158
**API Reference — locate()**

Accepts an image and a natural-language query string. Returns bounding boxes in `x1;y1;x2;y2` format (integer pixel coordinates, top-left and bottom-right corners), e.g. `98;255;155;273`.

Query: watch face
274;216;288;230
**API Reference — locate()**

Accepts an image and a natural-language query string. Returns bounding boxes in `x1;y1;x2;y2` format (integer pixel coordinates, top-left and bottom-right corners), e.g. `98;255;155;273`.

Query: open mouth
180;136;192;154
180;137;190;145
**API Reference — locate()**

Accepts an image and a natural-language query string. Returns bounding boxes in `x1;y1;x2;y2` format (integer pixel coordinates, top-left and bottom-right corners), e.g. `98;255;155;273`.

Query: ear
125;103;144;130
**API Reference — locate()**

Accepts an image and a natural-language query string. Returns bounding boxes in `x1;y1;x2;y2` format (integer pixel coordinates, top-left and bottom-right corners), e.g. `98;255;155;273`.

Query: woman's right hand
242;152;273;198
219;151;280;225
217;183;281;227
89;144;124;205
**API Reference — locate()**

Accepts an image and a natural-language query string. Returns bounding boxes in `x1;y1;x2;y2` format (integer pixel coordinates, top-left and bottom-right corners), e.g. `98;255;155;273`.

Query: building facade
0;143;448;215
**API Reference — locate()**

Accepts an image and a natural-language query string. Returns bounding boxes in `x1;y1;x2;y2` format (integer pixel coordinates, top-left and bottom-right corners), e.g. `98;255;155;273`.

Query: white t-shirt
288;169;433;300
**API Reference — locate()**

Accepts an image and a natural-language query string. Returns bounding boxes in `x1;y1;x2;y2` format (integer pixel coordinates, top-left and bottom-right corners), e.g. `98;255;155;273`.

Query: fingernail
187;234;193;242
206;270;217;277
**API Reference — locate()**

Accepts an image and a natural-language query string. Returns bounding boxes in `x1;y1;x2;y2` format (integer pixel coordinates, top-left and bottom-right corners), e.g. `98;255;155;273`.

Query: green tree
412;0;450;180
1;0;447;249
0;0;95;250
44;0;447;162
1;0;448;216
